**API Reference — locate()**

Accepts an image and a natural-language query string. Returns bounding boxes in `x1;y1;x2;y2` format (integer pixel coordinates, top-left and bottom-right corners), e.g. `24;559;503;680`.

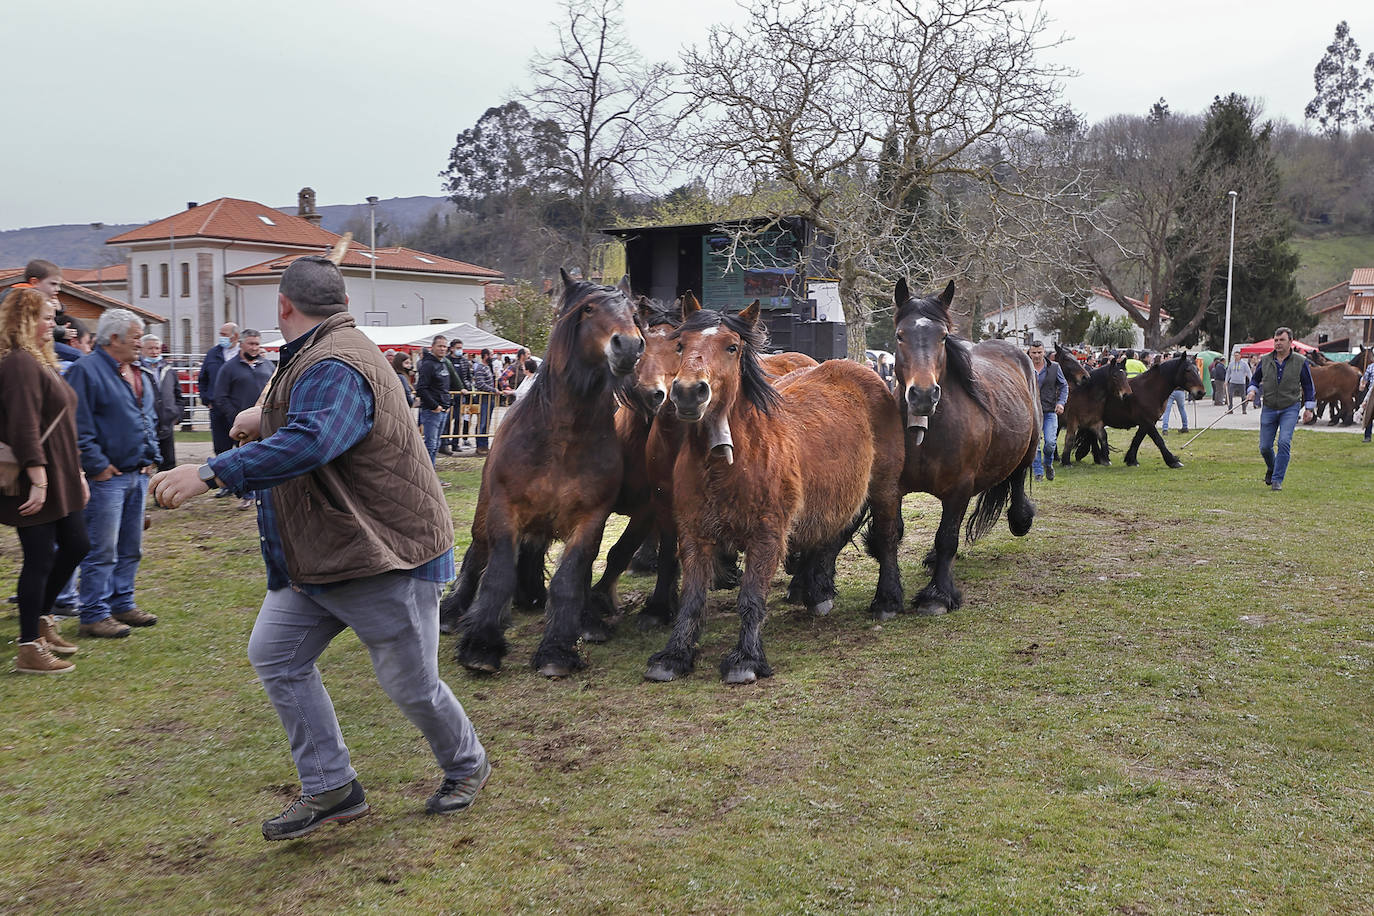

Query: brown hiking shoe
113;607;157;627
39;616;78;656
79;617;132;638
15;641;75;674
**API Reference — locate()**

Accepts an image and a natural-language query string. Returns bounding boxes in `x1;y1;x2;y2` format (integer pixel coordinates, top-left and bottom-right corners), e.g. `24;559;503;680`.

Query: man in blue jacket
213;330;275;509
414;335;453;466
65;309;162;638
198;323;240;494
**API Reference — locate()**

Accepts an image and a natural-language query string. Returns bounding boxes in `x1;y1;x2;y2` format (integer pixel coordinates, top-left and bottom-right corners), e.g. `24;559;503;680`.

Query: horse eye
727;344;739;354
583;304;595;315
896;332;904;342
675;343;683;354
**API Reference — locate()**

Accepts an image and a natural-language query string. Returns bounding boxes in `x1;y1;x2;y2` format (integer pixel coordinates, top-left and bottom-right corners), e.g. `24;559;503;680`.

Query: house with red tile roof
0;269;165;329
1343;268;1374;346
104;191;502;353
979;288;1171;349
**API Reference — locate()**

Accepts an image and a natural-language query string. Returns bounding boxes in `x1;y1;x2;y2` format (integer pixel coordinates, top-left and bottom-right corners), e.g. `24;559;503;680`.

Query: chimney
186;201;199;209
1143;291;1151;305
297;187;322;225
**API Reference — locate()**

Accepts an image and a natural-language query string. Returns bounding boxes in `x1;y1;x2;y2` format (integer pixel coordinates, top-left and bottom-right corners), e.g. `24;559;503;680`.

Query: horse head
1106;355;1131;399
1173;352;1206;398
552;268;645;382
894;278;960;442
1055;343;1090;387
630;291;699;415
669;300;779;464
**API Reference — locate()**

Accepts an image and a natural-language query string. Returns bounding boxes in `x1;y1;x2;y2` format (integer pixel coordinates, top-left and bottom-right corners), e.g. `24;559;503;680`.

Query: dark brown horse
1059;356;1131;467
645;302;905;683
893;280;1039;616
1306;360;1361;425
448;271;644;677
1097;355;1205;468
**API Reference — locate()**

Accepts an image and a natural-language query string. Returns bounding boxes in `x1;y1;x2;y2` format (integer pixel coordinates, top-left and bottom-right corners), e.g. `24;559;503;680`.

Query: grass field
2;430;1373;914
1292;232;1374;297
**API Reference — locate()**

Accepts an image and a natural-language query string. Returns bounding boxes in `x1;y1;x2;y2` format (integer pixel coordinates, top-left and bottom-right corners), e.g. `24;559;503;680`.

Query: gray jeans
248;573;484;795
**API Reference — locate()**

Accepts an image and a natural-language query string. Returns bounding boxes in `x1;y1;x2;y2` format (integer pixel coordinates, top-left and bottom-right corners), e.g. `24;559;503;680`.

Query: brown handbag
0;408;68;495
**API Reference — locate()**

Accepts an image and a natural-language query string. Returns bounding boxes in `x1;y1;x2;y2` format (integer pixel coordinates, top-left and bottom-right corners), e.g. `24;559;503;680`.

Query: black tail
966;476;1012;543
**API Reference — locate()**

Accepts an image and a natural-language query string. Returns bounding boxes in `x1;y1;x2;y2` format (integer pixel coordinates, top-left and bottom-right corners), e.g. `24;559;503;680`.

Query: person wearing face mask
197;323;240;494
140;334;186;471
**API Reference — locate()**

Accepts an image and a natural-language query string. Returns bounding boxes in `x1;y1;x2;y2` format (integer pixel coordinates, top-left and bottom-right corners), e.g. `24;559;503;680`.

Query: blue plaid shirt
208;349;453;593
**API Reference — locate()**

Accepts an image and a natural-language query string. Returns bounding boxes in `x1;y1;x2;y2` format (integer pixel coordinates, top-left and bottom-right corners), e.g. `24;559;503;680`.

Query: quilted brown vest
260;312;453;584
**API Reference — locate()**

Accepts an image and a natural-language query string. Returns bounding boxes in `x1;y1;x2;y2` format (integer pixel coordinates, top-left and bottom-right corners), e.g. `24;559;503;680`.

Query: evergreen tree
1166;95;1311;349
1304;21;1373;137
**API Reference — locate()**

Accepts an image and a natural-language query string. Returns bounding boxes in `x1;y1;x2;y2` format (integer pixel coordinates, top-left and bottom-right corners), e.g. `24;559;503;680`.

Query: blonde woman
0;288;89;673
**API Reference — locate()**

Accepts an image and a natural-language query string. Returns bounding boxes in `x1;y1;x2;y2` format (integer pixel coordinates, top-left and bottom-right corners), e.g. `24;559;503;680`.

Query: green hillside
1292;233;1374;296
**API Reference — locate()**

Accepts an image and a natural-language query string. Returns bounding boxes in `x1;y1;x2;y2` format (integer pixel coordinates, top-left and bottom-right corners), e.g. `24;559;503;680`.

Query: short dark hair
524;358;538;373
1029;340;1044;349
241;328;261;339
431;334;447;345
24;259;60;283
1273;326;1294;340
279;256;347;317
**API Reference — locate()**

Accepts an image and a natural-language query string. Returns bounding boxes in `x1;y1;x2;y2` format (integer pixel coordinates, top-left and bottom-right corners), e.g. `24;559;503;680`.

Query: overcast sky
2;0;1370;232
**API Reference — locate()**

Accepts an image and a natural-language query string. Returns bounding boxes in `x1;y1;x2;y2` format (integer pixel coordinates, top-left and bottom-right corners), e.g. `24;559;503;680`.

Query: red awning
1236;337;1317;357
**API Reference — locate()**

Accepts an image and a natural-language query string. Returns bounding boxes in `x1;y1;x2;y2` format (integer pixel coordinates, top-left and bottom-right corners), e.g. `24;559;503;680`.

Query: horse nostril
694;381;709;400
650;390;665;409
930;383;941;405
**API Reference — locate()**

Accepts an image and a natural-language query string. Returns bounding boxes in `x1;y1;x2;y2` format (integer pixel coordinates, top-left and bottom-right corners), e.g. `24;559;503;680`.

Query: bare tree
524;0;679;276
680;0;1092;355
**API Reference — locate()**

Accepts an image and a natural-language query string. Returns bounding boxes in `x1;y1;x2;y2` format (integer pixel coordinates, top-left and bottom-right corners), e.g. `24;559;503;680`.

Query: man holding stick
1245;327;1315;492
151;256;489;840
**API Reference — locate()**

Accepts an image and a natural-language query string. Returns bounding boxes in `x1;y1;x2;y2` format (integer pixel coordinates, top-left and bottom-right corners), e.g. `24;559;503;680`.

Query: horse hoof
873;609;898;622
810;599;834;617
915;600;949;617
538;663;573;679
723;667;757;685
1168;460;1184;469
461;658;499;674
580;621;612;643
644;663;679;682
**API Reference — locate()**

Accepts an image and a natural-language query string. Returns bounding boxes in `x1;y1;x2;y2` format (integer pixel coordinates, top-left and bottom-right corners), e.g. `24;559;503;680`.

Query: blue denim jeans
419;407;446;464
1259;402;1302;486
1032;410;1058;476
247;573;485;795
1161;389;1189;431
79;472;148;623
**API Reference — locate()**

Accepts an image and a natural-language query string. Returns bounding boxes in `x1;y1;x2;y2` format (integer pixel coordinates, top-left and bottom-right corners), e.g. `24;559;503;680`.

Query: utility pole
367;196;379;314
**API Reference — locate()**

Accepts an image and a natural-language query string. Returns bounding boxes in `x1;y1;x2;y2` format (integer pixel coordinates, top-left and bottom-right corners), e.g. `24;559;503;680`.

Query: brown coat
0;350;81;527
260;312;452;585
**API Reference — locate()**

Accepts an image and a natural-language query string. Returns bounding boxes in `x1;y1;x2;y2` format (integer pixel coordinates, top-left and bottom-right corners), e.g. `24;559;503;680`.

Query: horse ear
940;280;955;310
559;267;575;291
894;278;909;311
637;296;655;324
681;290;701;317
740;299;761;326
617;274;633;297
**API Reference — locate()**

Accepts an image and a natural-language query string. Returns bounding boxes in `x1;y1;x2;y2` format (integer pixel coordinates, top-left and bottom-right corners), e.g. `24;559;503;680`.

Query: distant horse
644;302;905;683
1054;344;1091;387
1060;356;1131;467
449;271;644;677
1096;355;1206;468
1307;361;1361;426
893;280;1038;616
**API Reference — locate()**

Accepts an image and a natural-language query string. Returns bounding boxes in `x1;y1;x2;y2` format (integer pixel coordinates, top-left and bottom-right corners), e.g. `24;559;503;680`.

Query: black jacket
415;351;453;410
142;359;187;439
213;354;275;419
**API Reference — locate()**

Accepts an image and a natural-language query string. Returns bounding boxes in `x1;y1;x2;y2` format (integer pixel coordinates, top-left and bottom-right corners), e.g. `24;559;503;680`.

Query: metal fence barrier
439;390;509;453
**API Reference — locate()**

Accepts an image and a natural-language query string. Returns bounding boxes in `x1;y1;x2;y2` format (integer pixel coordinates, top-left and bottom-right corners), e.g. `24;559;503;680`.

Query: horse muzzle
670;378;711;421
607;333;645;376
905;383;940;423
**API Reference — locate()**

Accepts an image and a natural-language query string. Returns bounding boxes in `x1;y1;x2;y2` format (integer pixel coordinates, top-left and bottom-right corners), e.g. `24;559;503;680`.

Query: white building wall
231;272;487;334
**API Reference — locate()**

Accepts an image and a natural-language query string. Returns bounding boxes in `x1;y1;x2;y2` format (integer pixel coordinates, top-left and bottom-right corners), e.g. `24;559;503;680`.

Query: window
159;263;169;298
139;264;149;298
180;318;192;355
180;262;190;297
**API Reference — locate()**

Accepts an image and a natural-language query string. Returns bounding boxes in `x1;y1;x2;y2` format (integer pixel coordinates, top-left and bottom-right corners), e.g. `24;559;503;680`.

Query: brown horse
893;280;1039;616
449;271;644;677
1059;356;1131;467
1097;355;1206;468
645;302;905;683
1306;361;1361;425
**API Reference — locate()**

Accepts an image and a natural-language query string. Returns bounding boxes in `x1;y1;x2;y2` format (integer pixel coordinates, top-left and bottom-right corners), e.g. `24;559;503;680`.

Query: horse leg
1123;425;1149;466
720;533;783;684
1093;425;1111;465
588;508;654;634
914;497;968;616
1059;419;1075;466
455;512;517;673
784;550;806;604
531;516;608;677
512;536;548;613
645;536;714;681
1140;422;1182;468
866;496;906;621
638;522;680;630
440;538;488;634
628;532;659;574
1006;465;1035;537
713;548;743;590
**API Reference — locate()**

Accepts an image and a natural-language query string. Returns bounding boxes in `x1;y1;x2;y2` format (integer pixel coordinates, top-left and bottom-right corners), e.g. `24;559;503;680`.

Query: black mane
897;291;989;414
675;308;782;416
522;279;637;418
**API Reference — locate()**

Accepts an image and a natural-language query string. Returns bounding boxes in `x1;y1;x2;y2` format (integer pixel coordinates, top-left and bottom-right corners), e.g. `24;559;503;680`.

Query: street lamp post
1222;190;1238;364
366;196;379;314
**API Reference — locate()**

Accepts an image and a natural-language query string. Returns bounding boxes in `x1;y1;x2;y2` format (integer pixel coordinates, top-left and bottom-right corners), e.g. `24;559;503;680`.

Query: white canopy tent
261;322;525;354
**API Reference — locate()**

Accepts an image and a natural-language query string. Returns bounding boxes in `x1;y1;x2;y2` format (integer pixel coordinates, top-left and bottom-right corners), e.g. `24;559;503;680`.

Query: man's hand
80;476;89;507
1303;408;1314;424
149;464;211;509
92;464;121;482
1054;404;1064;416
231;406;263;442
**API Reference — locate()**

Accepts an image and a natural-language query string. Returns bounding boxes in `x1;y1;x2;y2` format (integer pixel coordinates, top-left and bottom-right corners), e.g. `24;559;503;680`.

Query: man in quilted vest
150;256;489;840
1244;327;1315;492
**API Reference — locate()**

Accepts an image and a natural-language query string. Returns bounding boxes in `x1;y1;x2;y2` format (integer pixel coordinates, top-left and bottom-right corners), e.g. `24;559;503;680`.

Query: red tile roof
1350;268;1374;288
62;264;129;284
1344;292;1374;320
225;246;503;280
1090;288;1171;321
105;197;341;248
0;271;165;324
